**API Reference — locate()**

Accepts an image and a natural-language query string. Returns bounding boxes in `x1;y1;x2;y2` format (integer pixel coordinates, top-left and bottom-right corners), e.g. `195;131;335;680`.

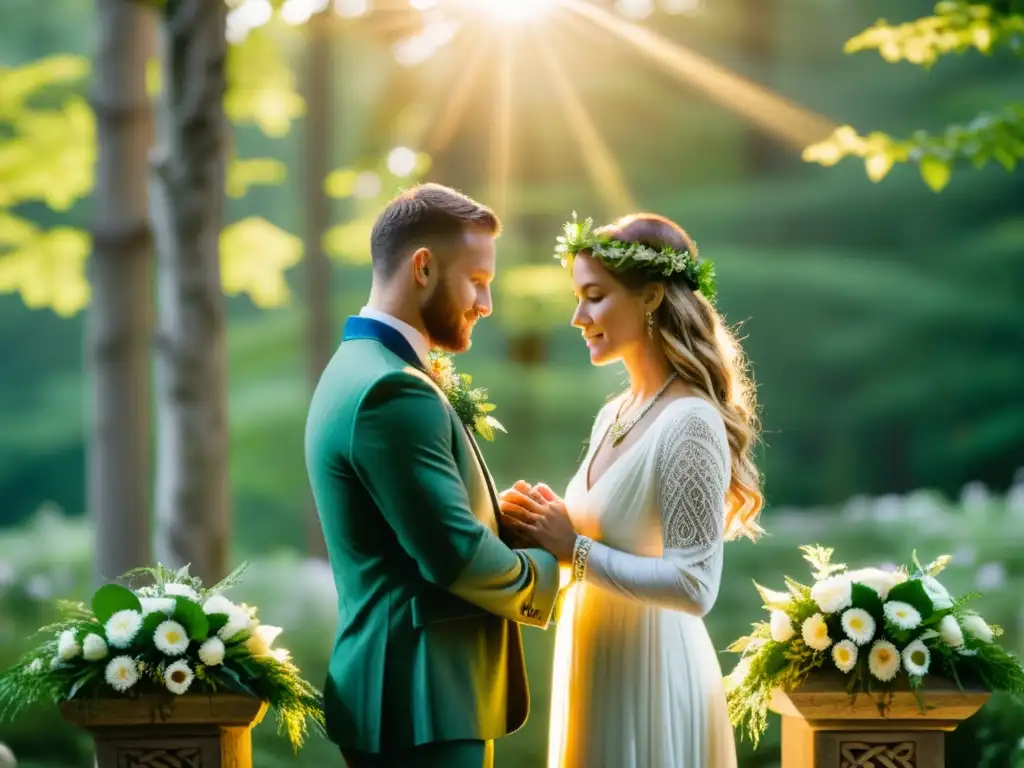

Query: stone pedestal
770;672;989;768
60;693;268;768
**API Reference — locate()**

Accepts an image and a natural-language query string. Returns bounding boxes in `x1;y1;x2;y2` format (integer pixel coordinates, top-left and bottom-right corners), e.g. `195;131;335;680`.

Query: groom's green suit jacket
305;322;560;754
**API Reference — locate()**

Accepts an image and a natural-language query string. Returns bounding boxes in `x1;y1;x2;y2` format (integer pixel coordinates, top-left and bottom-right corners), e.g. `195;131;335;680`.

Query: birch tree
89;0;157;585
150;0;232;584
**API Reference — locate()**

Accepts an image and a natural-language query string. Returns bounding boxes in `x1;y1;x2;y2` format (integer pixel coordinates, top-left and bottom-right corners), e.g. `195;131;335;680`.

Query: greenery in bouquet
427;349;505;441
0;563;325;752
725;545;1024;746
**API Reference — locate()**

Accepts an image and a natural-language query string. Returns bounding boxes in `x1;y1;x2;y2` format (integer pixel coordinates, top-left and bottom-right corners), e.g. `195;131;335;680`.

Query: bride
499;212;764;768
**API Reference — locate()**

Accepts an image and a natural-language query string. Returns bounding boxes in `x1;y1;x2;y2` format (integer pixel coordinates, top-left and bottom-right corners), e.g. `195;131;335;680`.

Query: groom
305;183;561;767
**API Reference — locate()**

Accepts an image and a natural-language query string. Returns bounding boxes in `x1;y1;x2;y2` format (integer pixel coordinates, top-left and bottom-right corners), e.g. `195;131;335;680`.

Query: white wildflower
801;613;832;652
938;615;965;647
868;640;901;682
841;608;876;646
104;655;139;692
218;608;252;643
153;620;190;656
245;624;290;662
847;567;904;600
163;583;200;602
198;637;225;666
920;576;953;610
82;633;108;661
961;614;993;644
163;659;194;695
202;595;236;616
832;640;858;673
902;639;931;677
57;630;81;661
140;597;176;616
810;575;852;614
769;610;795;643
105;609;143;649
884;601;922;631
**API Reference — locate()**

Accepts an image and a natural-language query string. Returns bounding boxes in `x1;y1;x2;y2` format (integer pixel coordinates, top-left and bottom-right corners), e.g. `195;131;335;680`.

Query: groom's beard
422;278;474;353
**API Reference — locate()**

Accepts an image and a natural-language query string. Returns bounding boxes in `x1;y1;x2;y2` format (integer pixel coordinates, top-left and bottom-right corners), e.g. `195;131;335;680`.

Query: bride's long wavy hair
597;213;764;541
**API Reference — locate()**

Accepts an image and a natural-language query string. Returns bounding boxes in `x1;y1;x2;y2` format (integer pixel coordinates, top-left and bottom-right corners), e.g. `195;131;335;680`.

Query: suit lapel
461;423;501;518
345;317;504;530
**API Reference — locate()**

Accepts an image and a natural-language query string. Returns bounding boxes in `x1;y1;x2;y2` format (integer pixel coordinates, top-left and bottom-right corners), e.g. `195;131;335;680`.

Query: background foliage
1;0;1022;764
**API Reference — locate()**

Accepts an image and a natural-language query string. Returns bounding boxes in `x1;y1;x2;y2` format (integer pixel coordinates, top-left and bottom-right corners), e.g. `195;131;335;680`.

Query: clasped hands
498;480;578;564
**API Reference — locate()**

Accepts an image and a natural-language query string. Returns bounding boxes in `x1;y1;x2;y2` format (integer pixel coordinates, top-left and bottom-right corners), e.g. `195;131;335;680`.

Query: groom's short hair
370;183;501;279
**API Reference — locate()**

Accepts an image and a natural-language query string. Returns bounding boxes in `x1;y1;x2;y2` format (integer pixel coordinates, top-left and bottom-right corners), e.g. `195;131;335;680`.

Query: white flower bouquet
0;563;325;751
725;545;1024;745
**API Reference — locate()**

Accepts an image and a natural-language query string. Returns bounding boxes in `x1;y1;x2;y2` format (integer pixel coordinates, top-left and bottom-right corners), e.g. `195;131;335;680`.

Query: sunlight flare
475;0;558;24
563;0;836;149
537;33;636;215
548;573;577;768
424;28;495;154
489;35;514;213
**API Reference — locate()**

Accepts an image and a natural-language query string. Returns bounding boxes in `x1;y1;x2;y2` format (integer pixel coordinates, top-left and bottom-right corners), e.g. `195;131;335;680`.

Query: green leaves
799;544;846;581
0;96;95;210
225;26;305;138
886;579;935;622
66;666;99;700
215;664;256;696
206;612;231;635
804;106;1024;192
754;580;794;611
226;157;287;199
0;54;88;120
0;54;93;317
220;217;303;308
91;584;142;626
0;220;91;316
806;3;1024;190
920;156;952;192
207;561;250;596
139;611;167;644
427;350;505;441
845;2;1024;66
851;582;884;617
171;596;209;642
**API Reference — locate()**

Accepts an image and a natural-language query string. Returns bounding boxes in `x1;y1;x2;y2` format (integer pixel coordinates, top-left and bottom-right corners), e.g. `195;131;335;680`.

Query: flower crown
553;212;717;301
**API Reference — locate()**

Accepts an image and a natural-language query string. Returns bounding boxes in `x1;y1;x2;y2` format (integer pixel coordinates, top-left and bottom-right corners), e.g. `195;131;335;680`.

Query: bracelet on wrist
571;535;593;583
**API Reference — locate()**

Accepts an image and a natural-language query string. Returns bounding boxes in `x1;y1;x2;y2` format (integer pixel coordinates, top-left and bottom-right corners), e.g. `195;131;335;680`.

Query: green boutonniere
427;350;506;441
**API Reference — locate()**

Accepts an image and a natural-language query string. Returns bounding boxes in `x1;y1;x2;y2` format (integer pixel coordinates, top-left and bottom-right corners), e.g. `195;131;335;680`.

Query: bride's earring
646;312;654;338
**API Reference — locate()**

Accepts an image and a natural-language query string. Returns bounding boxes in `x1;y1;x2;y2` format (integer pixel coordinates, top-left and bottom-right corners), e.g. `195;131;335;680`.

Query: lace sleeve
578;403;730;616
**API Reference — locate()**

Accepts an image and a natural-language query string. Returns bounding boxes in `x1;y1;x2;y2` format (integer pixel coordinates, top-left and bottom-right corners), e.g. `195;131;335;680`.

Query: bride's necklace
609;373;677;448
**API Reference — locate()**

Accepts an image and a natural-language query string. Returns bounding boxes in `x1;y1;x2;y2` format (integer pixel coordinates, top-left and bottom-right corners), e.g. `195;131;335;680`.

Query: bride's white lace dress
548;396;737;768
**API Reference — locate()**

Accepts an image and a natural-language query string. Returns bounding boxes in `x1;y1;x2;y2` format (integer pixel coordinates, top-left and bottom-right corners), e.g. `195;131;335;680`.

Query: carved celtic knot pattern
841;741;916;768
118;747;203;768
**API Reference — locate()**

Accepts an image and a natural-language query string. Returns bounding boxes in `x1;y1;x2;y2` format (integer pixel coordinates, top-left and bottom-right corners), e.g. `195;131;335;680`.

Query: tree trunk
150;0;230;585
88;0;156;587
303;9;332;560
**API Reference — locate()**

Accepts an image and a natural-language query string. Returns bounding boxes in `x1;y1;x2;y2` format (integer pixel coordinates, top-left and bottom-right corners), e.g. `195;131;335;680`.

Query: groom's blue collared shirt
358;307;429;366
342;308;429;372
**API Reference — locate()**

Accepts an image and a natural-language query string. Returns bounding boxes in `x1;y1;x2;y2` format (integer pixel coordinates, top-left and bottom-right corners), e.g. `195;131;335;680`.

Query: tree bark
88;0;156;587
150;0;230;585
303;9;332;560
